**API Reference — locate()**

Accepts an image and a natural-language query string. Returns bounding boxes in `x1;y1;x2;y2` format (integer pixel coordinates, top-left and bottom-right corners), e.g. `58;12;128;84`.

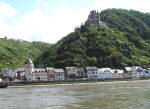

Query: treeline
35;8;150;69
0;39;51;71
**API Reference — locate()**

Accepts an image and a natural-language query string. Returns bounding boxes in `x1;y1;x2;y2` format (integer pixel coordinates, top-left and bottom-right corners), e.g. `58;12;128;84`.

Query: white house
125;67;139;78
32;68;47;81
97;68;112;79
24;58;34;81
111;69;124;79
85;67;98;79
55;69;65;80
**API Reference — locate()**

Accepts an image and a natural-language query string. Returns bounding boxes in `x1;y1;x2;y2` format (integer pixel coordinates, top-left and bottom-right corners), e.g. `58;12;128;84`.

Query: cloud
0;2;89;44
0;2;16;17
37;0;42;4
93;0;150;13
43;2;50;7
0;2;17;39
3;0;150;44
0;18;11;35
10;6;88;43
58;0;64;3
0;2;31;41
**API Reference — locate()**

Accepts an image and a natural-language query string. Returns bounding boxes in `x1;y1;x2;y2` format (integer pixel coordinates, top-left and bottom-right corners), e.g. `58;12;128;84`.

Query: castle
85;10;106;27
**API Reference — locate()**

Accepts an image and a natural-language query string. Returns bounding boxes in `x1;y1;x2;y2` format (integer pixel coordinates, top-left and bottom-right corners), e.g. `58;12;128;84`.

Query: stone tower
24;58;34;81
85;10;101;27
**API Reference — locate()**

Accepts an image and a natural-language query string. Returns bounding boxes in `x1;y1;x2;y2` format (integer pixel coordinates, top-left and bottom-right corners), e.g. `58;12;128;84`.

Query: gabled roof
125;66;141;72
46;67;54;71
98;68;111;72
33;68;46;73
55;69;64;73
65;67;76;70
25;58;33;64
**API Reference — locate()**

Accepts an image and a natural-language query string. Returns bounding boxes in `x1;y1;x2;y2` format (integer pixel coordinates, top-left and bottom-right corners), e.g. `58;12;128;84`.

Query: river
1;80;150;109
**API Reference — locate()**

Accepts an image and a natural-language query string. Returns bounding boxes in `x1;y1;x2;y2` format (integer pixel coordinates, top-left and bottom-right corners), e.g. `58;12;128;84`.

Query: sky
0;0;150;44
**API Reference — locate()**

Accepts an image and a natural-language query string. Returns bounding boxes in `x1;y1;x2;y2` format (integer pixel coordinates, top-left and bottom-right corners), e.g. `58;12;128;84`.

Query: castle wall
85;10;106;27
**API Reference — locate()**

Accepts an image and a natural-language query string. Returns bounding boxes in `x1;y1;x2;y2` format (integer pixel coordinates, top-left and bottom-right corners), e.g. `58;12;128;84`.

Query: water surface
0;80;150;109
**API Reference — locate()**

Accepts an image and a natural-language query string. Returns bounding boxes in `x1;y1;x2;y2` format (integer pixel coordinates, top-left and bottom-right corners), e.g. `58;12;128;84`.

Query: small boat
0;82;8;88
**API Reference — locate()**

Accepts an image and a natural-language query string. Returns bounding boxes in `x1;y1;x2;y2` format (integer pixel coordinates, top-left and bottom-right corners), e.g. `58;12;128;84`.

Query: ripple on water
1;81;150;109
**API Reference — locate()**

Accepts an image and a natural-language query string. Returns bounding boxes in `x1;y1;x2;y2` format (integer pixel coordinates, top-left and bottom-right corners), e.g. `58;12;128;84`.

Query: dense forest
0;38;51;71
34;9;150;69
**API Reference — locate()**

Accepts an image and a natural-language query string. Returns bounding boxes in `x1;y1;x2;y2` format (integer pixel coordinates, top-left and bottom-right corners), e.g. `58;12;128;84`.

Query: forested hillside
0;38;51;71
34;9;150;68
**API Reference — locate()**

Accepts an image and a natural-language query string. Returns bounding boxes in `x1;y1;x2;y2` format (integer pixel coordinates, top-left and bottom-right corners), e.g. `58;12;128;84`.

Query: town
0;58;150;83
0;10;150;83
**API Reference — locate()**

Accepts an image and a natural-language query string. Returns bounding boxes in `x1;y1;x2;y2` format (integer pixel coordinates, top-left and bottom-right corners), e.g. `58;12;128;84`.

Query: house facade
55;69;65;80
15;67;25;80
85;67;98;79
4;68;16;81
46;67;55;81
32;68;47;81
76;67;87;79
136;68;145;78
125;67;140;78
65;67;77;79
143;69;150;77
111;69;124;79
98;68;112;79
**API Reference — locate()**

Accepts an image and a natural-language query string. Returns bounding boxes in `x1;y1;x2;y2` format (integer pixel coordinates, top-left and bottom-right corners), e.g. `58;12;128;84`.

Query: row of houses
2;59;150;82
33;68;65;81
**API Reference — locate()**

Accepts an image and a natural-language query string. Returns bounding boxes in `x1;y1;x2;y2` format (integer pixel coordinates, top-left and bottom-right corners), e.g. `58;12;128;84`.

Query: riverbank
8;78;150;88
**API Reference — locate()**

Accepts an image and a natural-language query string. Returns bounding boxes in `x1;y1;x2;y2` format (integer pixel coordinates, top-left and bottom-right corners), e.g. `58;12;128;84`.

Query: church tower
24;58;34;81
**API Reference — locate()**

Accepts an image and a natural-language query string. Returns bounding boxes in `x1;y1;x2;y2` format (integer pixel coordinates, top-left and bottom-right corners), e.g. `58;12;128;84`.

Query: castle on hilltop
85;10;106;27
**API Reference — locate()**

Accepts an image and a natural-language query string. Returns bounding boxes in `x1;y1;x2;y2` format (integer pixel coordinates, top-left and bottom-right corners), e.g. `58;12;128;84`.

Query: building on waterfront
15;67;25;80
32;68;47;81
143;69;150;78
136;67;145;78
0;72;9;82
111;69;124;79
54;69;65;80
85;67;98;79
46;67;55;81
65;67;77;79
97;68;112;79
12;57;150;82
24;58;34;81
125;67;140;78
76;67;87;79
4;68;16;81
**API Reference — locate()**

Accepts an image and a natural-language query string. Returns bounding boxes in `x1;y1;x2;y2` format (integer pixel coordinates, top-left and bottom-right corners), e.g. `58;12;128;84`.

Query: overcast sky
0;0;150;43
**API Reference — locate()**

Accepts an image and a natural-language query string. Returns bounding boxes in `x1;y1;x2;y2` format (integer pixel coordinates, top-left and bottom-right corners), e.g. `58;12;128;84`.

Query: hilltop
0;38;52;71
34;9;150;69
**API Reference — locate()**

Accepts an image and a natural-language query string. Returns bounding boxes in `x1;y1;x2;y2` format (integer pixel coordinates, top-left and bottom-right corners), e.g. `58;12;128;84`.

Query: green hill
34;8;150;69
0;38;51;71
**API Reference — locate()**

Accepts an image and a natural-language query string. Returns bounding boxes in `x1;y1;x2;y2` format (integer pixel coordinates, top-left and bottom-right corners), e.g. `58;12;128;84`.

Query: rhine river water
1;80;150;109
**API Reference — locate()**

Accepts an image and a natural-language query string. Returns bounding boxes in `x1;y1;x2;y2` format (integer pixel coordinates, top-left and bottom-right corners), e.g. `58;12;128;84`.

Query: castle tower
85;10;101;27
24;58;34;81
